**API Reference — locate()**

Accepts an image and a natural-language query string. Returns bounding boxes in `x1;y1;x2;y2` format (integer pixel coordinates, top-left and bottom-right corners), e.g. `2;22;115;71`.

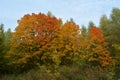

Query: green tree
81;25;87;37
70;18;74;23
0;24;5;54
4;28;12;54
110;8;120;43
5;28;12;43
0;24;6;74
110;8;120;79
88;21;95;31
99;8;120;79
99;15;110;36
47;11;53;17
99;14;115;56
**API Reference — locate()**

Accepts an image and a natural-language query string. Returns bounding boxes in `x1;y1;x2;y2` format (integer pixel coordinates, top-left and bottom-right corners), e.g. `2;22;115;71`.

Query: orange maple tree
87;27;114;67
8;13;62;66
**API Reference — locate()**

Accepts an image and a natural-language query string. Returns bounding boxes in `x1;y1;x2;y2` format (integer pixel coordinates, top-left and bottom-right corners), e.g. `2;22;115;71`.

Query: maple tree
87;27;114;67
7;13;62;68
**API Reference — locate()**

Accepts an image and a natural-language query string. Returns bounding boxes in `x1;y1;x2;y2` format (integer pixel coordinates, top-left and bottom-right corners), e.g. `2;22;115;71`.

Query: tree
47;11;53;17
110;8;120;43
4;28;12;52
80;27;114;67
0;24;6;73
0;24;5;54
5;28;12;43
88;21;95;31
99;15;110;36
7;13;62;71
99;8;120;47
57;21;80;65
81;25;87;37
110;8;120;79
70;18;74;23
99;8;120;79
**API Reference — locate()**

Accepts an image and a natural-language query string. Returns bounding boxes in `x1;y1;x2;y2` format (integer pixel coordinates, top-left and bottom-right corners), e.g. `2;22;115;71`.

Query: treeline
0;8;120;79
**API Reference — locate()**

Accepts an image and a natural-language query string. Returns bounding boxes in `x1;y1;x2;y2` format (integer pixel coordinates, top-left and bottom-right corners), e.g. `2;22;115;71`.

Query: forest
0;8;120;80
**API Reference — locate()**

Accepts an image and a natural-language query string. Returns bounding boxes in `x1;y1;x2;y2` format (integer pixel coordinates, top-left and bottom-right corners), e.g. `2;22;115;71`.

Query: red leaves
89;27;103;37
89;27;104;42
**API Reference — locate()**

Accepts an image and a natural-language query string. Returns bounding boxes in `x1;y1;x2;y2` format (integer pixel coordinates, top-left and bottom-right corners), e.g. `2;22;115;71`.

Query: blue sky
0;0;120;31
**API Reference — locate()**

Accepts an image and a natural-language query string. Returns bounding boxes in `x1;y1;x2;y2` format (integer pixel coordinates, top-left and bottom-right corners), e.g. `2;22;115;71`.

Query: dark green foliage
99;15;110;36
0;26;13;74
4;28;12;54
81;25;87;37
0;24;5;54
0;64;114;80
111;8;120;79
70;18;74;23
4;28;12;44
0;24;6;74
110;8;120;43
99;8;120;79
88;21;95;31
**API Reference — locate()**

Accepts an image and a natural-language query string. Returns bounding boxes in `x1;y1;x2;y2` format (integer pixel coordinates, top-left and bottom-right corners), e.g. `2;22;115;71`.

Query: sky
0;0;120;31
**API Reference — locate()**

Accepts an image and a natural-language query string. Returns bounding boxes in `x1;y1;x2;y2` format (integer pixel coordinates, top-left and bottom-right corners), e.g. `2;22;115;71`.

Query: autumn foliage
88;27;114;67
1;8;120;79
3;13;114;74
8;13;62;67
